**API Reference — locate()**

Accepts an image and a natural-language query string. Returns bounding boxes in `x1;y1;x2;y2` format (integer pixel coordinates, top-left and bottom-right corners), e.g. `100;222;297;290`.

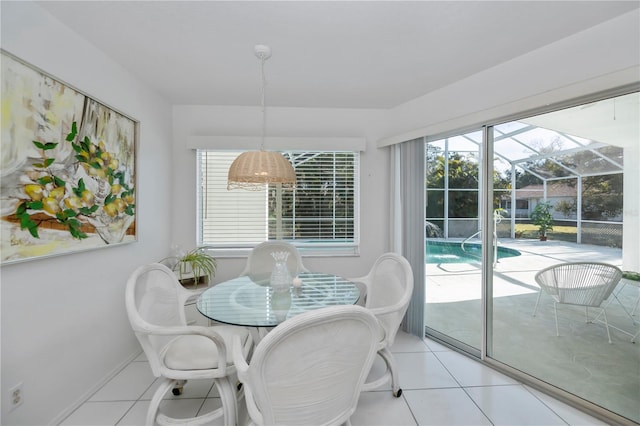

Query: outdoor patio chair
532;262;623;343
348;252;414;397
125;263;253;426
232;305;380;426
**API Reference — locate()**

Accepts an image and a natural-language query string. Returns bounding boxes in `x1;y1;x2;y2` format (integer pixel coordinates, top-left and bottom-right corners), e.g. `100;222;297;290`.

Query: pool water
426;240;521;264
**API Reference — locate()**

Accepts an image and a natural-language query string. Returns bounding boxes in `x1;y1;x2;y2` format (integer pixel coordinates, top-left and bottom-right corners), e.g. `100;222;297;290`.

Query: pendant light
227;45;296;190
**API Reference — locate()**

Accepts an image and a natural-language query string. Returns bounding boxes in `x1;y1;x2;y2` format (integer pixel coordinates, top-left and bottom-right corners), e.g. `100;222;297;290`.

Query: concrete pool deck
426;238;625;303
425;238;640;422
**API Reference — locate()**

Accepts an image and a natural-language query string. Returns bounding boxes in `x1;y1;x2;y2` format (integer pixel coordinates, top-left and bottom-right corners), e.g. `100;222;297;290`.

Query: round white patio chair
532;262;623;344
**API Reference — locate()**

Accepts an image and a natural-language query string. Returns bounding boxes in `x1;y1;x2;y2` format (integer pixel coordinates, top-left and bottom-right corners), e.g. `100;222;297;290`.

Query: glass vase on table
270;251;292;292
269;251;293;322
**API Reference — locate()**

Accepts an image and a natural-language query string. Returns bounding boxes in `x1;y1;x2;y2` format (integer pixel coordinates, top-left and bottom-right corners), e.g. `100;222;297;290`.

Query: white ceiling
37;1;639;109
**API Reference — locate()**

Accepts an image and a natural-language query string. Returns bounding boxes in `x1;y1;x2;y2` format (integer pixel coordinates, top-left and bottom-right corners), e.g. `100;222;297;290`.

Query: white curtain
391;139;425;337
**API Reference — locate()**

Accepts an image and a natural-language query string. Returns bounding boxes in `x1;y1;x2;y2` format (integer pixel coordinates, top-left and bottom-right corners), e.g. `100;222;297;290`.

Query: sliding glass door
425;130;484;352
424;91;639;423
489;93;637;422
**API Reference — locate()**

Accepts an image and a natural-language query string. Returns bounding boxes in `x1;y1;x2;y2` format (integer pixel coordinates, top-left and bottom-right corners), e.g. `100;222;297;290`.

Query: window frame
196;149;361;258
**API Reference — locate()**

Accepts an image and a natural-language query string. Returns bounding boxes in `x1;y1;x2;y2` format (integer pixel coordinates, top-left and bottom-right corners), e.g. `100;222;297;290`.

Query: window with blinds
197;150;359;255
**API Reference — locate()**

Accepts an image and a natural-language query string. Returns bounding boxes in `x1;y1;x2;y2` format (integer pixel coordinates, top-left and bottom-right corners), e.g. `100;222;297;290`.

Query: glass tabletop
196;272;360;327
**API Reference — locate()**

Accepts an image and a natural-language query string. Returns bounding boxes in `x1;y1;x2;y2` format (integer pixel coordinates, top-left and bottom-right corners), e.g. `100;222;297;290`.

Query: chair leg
601;308;612;344
361;350;398;396
147;378;176;426
553;302;559;337
532;289;543;317
631;293;640;316
378;347;402;397
151;377;235;426
215;376;238;426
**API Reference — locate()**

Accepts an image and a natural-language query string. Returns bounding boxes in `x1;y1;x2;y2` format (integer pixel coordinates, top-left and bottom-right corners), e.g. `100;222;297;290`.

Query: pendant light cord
259;53;267;151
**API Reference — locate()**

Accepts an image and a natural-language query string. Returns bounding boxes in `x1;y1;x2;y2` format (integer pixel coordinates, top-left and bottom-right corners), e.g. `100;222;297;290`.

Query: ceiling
37;1;639;109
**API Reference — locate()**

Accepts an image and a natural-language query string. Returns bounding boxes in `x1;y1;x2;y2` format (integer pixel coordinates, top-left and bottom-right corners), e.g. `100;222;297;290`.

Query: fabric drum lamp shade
227;150;296;190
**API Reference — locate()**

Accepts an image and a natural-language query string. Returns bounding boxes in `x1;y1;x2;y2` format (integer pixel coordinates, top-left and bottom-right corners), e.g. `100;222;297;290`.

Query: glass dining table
196;271;361;328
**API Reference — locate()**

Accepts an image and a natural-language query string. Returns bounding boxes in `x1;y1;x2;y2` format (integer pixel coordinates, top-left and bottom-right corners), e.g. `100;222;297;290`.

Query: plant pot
539;235;548;241
178;274;209;288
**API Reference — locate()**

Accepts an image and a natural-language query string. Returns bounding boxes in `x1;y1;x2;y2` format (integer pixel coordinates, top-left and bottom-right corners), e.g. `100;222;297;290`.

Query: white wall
171;105;391;283
380;9;640;146
1;2;173;425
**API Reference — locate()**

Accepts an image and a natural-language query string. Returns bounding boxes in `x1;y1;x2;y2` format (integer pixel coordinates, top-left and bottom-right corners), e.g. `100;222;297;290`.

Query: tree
504;167;543;189
554;200;576;218
426;146;510;219
582;174;623;220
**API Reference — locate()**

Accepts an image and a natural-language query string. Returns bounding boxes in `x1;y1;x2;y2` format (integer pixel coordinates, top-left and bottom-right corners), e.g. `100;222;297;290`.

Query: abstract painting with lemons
1;50;137;264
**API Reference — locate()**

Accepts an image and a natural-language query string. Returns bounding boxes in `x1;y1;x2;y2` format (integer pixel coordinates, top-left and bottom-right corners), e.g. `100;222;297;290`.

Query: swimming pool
426;240;521;264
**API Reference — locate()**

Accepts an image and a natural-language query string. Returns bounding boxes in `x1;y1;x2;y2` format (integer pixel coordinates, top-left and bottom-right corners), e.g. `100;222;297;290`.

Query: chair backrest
125;263;190;376
240;241;308;281
357;253;414;346
534;262;623;307
237;305;380;426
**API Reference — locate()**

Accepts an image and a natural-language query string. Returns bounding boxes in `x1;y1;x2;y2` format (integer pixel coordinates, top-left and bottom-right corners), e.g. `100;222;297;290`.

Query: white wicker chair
240;241;308;281
348;252;414;397
232;305;381;426
533;262;623;343
125;263;253;426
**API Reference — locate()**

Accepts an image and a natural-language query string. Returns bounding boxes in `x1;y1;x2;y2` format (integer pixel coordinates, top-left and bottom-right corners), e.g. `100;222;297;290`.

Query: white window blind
197;150;359;255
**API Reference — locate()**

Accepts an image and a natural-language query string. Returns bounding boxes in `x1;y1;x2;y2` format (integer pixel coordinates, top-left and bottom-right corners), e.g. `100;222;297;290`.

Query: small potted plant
530;201;554;241
162;247;216;288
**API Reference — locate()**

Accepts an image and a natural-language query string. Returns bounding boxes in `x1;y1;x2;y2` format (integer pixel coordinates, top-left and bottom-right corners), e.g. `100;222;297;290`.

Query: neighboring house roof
513;184;577;199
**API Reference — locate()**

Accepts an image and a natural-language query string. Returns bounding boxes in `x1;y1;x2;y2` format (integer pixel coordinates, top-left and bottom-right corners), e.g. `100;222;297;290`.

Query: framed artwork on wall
1;50;138;264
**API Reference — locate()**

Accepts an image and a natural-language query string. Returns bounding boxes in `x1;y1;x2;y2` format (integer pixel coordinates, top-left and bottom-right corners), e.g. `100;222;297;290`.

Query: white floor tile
395;352;460;389
116;401;148;425
434;350;519;387
117;398;227;426
465;384;566;425
391;331;432;353
351;391;417;426
89;362;155;402
158;398;206;419
403;388;492;425
199;398;226;425
59;401;134;426
524;385;609;426
63;321;622;425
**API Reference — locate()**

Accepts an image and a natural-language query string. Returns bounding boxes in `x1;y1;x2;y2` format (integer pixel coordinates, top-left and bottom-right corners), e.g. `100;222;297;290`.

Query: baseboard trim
49;349;143;425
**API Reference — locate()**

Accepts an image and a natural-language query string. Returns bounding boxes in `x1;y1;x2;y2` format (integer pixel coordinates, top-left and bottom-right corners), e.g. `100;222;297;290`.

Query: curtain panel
390;139;425;337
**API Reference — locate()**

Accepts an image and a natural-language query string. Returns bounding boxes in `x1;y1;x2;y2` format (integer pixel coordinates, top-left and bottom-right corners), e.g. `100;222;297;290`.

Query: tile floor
59;331;607;426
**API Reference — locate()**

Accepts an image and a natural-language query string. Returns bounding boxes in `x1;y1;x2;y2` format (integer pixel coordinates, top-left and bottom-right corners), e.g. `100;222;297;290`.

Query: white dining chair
125;263;253;426
240;241;308;281
232;305;381;426
348;252;414;397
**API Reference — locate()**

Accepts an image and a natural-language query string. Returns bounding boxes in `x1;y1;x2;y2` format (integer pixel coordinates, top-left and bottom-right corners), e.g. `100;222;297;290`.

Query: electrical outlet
8;383;23;411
